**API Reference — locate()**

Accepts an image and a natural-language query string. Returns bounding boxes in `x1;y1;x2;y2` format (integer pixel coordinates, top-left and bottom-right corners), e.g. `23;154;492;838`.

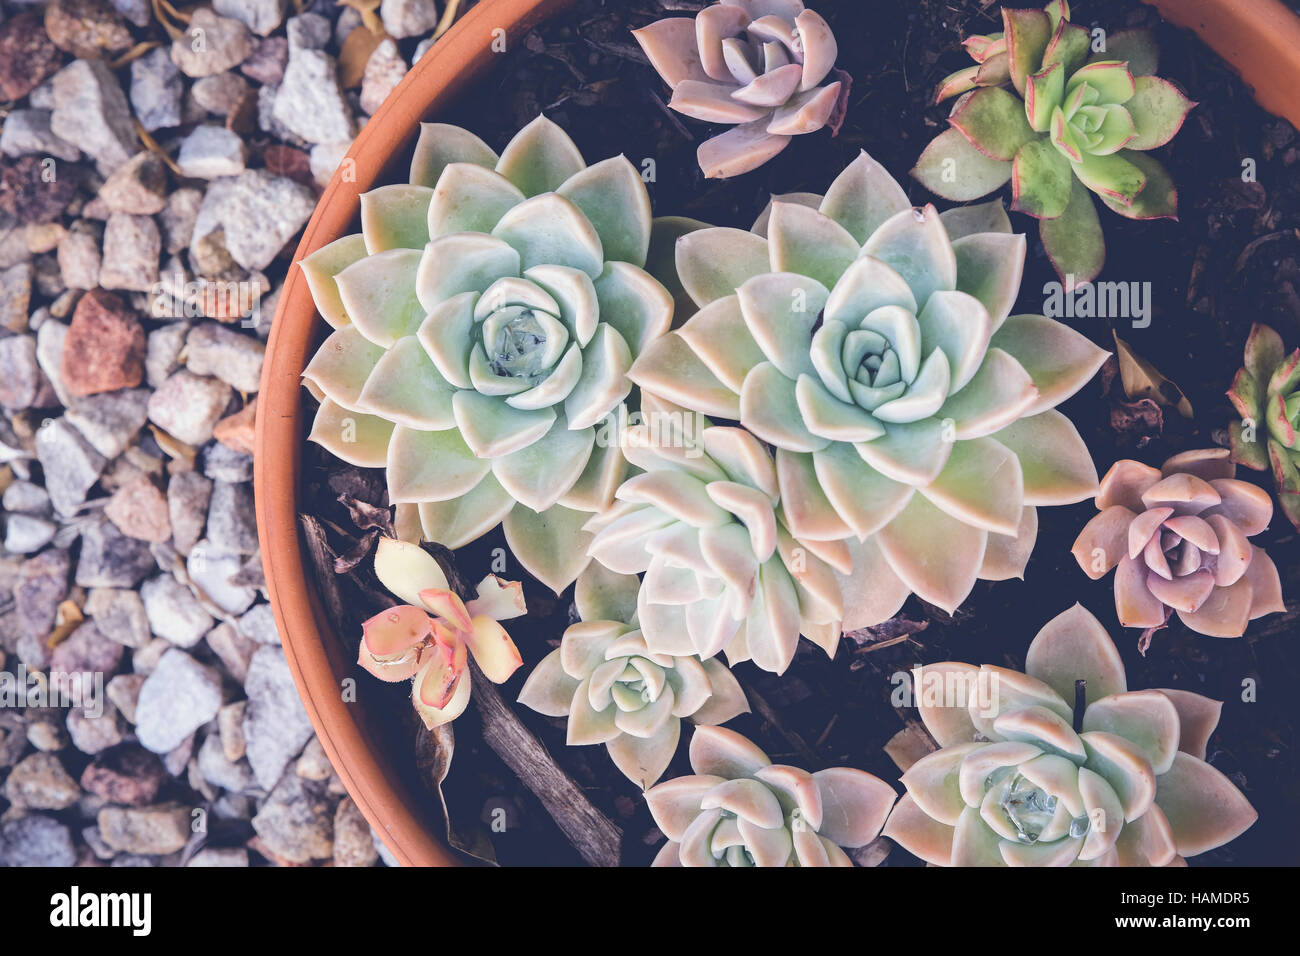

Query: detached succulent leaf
300;117;673;593
885;604;1256;865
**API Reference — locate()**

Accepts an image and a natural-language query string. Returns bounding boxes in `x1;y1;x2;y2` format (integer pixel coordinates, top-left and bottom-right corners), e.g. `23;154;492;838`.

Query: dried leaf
148;424;197;464
134;120;181;176
845;614;929;647
337;493;395;537
413;721;498;864
884;721;939;773
339;24;386;89
1112;330;1194;418
1110;396;1163;445
333;528;379;573
337;0;384;35
430;0;463;42
46;600;85;649
109;41;162;70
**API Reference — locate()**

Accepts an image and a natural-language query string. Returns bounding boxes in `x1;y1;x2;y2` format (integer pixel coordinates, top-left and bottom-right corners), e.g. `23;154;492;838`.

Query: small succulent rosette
884;604;1258;866
633;0;844;178
1072;449;1284;638
1228;322;1300;531
300;116;674;594
517;563;748;788
645;726;897;866
631;149;1108;625
584;395;849;675
360;538;526;728
913;1;1194;286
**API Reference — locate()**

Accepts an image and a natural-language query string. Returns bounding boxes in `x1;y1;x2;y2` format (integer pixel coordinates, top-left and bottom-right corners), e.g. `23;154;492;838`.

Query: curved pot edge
1141;0;1300;129
254;0;578;868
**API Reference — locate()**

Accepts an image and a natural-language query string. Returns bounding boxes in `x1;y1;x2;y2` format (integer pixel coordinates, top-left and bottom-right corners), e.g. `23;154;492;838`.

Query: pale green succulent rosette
645;726;897;866
299;117;673;593
629;150;1109;623
883;604;1258;866
517;562;749;789
584;394;848;675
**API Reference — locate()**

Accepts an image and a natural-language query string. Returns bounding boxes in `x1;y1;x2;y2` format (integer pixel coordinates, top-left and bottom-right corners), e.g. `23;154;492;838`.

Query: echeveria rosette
517;563;749;788
1072;448;1285;638
645;726;897;866
883;604;1258;866
1228;323;1300;531
913;1;1195;287
633;0;845;178
629;150;1109;624
585;395;848;675
360;539;527;729
299;117;673;594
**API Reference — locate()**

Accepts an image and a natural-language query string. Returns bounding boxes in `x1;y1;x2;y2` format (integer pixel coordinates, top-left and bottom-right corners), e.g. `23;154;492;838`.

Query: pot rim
254;0;577;868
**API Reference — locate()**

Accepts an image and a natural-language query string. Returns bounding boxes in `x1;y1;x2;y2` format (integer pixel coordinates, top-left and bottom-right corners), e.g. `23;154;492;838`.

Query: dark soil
299;0;1300;866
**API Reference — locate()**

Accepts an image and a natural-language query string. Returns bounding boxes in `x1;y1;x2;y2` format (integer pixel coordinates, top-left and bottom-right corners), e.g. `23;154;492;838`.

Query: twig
468;659;623;867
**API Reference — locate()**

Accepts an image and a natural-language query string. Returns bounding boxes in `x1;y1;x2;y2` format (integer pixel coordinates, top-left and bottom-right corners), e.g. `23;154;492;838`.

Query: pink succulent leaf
631;18;710;88
1153;688;1222;760
412;656;472;730
463;615;524;684
1098;152;1178;221
464;574;527;622
811;767;897;848
1243;322;1287;382
358;605;432;682
414;640;467;713
418;587;473;633
936;65;981;104
882;793;955;866
1123;76;1195;151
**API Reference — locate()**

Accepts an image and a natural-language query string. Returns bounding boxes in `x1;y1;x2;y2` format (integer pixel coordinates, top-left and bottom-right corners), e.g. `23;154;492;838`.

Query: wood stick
468;659;622;867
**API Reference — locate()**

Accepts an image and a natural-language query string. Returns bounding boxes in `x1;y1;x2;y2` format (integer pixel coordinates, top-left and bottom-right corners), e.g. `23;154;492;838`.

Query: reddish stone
213;398;257;456
80;744;167;807
44;0;131;61
104;474;173;543
61;289;146;397
0;13;63;101
263;145;314;186
0;155;79;225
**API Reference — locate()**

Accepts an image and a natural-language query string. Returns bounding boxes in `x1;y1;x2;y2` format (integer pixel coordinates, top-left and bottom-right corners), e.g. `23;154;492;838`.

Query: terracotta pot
1142;0;1300;129
254;0;577;868
256;0;1300;869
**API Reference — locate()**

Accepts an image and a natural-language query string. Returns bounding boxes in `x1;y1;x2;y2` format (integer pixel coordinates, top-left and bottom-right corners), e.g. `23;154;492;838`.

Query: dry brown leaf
337;0;384;35
110;40;162;70
430;0;463;41
133;120;181;175
46;600;85;649
339;24;386;89
151;0;189;40
1112;330;1194;419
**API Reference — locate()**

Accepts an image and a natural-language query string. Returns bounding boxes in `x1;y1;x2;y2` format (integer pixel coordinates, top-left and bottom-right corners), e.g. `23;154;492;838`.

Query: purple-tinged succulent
1072;448;1285;638
633;0;844;178
913;1;1195;287
884;604;1257;866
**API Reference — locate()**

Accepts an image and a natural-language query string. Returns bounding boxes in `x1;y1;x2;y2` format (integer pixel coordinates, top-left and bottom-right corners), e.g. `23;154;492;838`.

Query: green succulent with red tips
1228;323;1300;531
913;1;1195;288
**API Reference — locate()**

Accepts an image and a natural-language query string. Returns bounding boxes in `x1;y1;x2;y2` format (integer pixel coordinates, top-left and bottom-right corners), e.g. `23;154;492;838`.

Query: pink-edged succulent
1227;322;1300;531
645;725;897;866
360;538;526;728
1071;448;1285;638
630;150;1109;624
633;0;845;178
883;604;1258;866
517;562;748;788
913;1;1195;287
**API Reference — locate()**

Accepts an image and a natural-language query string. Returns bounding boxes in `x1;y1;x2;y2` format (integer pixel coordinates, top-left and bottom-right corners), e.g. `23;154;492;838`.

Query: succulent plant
517;562;749;788
645;725;896;866
913;1;1195;287
300;116;674;594
360;538;526;728
1071;449;1285;638
1228;322;1300;531
584;395;848;675
629;150;1108;623
883;604;1258;866
633;0;845;178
